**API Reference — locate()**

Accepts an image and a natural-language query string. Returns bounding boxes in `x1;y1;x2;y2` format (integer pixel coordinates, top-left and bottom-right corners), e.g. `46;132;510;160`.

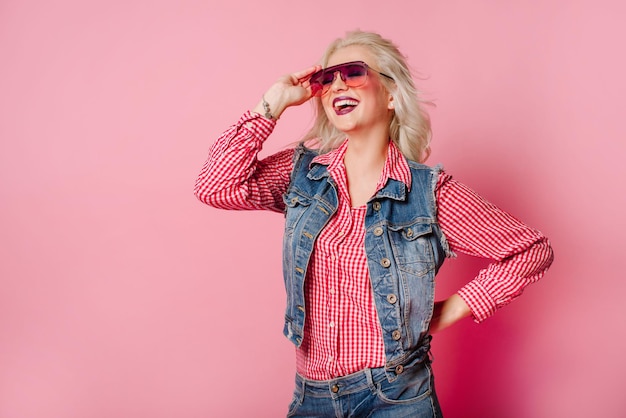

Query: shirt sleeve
435;171;554;323
193;111;295;213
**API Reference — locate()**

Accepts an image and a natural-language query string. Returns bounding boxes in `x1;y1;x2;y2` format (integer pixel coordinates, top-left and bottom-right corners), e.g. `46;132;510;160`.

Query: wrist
259;85;293;119
252;97;285;121
262;95;278;120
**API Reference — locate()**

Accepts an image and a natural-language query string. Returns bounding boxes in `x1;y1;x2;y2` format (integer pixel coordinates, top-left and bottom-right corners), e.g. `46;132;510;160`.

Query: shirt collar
311;139;412;190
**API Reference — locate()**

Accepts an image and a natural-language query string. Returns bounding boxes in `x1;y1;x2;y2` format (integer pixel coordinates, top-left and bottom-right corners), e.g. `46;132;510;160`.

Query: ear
388;96;394;110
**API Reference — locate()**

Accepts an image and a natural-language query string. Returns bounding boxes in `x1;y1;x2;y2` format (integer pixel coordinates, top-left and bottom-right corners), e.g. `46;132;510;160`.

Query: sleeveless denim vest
282;145;451;381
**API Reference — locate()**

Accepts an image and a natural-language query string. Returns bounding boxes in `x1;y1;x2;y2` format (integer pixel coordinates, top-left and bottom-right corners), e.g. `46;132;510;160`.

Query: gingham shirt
195;111;554;380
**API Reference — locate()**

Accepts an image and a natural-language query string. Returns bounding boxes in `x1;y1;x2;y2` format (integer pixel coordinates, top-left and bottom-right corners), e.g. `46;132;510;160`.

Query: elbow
193;178;210;205
193;177;222;208
540;237;555;270
194;185;224;209
193;178;247;210
193;187;211;206
529;237;554;281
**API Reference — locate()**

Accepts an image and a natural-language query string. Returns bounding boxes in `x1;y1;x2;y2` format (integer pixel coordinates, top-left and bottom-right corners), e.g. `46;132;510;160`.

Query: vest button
392;330;401;340
395;365;404;375
380;258;391;268
373;227;383;236
372;201;381;211
331;384;339;393
387;294;397;304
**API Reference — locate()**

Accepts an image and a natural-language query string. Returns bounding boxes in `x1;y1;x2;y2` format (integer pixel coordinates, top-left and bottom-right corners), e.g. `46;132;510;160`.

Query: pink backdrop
1;1;625;417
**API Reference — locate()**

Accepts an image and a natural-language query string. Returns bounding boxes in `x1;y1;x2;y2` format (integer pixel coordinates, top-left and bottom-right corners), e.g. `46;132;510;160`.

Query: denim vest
282;145;451;381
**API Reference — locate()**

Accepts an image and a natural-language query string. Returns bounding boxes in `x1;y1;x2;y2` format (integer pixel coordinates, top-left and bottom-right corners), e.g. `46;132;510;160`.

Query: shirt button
373;226;383;236
380;258;391;268
395;365;404;375
338;231;344;236
387;294;397;304
329;288;335;295
331;384;339;393
329;322;335;328
392;330;401;340
372;202;381;211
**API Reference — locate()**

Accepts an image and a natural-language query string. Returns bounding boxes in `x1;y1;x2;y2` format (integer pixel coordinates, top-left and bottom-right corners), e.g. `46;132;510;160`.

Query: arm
193;112;293;212
431;172;554;331
193;65;322;213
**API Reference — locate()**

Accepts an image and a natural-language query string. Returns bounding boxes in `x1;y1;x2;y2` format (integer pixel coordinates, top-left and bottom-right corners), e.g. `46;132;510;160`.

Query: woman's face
321;45;394;137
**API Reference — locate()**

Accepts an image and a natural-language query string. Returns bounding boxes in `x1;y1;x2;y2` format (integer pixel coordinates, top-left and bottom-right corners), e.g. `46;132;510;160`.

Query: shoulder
293;143;321;168
405;161;452;190
406;160;446;175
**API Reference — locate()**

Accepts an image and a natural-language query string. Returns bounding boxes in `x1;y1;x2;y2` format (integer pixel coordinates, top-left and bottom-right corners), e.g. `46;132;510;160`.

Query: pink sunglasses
309;61;394;96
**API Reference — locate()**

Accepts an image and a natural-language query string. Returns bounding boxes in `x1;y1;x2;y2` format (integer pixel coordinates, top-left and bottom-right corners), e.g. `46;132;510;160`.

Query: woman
195;30;553;417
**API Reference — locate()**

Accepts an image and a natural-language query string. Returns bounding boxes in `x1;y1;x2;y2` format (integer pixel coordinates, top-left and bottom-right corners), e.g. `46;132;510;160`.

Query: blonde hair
302;30;433;163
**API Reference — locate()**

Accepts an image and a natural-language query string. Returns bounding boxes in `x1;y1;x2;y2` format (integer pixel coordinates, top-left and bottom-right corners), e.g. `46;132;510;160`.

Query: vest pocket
388;222;435;277
284;191;312;208
283;192;313;235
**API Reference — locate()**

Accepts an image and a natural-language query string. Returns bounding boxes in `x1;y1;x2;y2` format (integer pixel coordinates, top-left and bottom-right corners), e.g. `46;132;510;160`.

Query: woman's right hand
252;65;322;120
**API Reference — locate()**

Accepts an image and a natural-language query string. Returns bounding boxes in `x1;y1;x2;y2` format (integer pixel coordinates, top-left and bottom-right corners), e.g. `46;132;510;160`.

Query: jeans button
395;365;404;374
331;384;339;393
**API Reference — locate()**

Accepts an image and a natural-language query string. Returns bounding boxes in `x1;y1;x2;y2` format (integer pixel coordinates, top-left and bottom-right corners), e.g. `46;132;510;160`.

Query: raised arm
194;65;322;213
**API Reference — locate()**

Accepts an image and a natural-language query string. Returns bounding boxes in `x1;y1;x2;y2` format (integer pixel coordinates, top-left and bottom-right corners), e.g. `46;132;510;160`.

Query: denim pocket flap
284;192;312;208
389;222;432;241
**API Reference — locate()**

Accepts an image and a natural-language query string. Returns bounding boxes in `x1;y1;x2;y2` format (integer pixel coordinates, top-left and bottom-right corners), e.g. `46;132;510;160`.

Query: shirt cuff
457;280;497;323
238;110;277;139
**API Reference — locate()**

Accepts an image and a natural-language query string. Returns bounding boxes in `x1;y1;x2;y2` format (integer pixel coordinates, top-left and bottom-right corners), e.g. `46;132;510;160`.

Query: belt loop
365;368;377;392
300;373;307;395
295;373;306;404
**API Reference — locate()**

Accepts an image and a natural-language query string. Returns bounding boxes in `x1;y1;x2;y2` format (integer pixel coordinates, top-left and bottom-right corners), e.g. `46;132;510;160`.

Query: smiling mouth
333;98;359;115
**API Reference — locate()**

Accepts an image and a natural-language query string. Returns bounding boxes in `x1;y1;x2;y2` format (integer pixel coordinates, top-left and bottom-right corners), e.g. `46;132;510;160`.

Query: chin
329;114;360;131
332;122;359;135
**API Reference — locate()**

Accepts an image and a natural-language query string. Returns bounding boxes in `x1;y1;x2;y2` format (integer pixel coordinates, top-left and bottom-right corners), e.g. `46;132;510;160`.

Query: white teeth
334;99;359;109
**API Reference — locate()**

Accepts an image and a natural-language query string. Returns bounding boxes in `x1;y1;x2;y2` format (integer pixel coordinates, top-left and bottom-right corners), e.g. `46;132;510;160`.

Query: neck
342;133;389;208
344;125;390;169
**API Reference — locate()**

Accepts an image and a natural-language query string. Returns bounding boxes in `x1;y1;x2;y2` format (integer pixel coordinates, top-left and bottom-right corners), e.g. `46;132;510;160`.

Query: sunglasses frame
309;61;394;96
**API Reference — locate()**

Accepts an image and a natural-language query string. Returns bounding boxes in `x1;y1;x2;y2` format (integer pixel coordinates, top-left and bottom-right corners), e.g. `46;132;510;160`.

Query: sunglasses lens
310;62;368;96
309;70;325;96
341;64;368;87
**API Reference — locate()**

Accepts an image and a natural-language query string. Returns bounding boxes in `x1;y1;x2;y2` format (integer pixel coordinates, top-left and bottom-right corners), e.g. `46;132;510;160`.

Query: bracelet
262;95;276;120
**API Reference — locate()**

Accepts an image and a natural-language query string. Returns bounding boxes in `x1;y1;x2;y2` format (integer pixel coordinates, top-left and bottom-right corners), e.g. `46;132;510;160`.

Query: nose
329;71;347;92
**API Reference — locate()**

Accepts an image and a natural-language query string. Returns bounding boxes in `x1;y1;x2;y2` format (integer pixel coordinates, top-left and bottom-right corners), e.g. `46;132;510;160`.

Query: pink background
1;1;625;417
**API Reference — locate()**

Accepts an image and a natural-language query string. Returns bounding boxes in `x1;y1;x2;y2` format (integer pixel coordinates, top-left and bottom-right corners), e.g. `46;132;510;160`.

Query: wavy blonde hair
301;30;432;163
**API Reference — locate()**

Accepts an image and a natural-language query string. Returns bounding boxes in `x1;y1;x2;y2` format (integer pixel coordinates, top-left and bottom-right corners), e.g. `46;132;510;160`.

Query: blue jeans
286;359;443;417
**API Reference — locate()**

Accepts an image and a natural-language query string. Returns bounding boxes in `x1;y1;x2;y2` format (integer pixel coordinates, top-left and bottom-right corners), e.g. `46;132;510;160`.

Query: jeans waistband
295;367;388;398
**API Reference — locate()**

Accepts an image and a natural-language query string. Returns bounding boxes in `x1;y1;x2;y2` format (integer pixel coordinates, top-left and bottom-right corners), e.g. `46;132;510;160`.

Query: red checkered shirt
195;111;554;380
